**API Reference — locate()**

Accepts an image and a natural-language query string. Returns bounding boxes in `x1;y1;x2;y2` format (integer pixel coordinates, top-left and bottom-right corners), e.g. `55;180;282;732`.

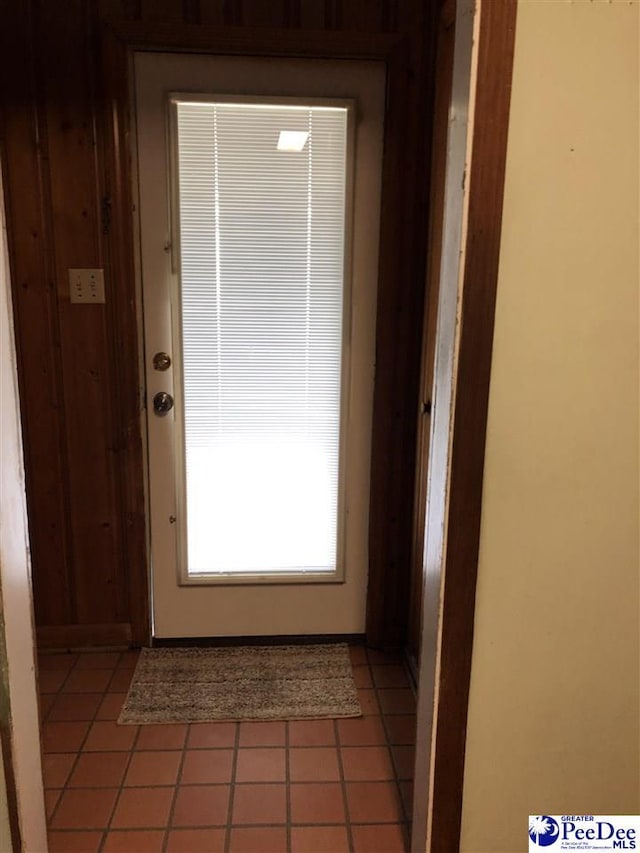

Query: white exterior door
134;52;384;638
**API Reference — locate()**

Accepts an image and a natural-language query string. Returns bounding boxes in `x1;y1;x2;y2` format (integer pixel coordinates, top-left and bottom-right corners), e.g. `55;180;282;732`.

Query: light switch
68;268;105;304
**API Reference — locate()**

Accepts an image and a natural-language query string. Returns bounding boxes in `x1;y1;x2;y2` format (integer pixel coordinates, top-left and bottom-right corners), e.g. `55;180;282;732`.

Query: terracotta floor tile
111;787;173;829
238;721;286;747
137;724;187;751
103;830;166;852
291;825;350;853
353;666;373;688
39;653;77;672
42;753;76;788
228;827;288;853
366;649;403;666
75;652;121;669
349;645;368;665
108;669;134;691
357;689;381;715
187;721;237;749
232;783;286;825
371;665;411;689
48;692;103;721
166;828;226;852
38;669;68;694
384;715;416;745
337;716;386;746
48;831;103;852
180;749;234;784
290;782;345;824
352;822;408;852
117;650;141;669
43;721;90;753
377;689;416;715
399;780;413;820
390;745;415;780
235;747;286;782
345;781;404;823
68;752;129;788
51;788;118;829
289;747;340;782
172;784;230;827
63;669;113;694
288;719;336;747
96;693;126;721
40;693;56;720
341;746;395;781
45;789;61;821
124;750;182;786
84;721;138;751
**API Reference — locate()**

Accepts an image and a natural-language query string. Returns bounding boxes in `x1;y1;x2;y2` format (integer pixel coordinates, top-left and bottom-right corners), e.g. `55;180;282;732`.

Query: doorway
134;53;385;639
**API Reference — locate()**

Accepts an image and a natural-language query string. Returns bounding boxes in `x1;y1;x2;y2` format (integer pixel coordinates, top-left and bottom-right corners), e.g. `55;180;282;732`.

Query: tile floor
39;646;415;853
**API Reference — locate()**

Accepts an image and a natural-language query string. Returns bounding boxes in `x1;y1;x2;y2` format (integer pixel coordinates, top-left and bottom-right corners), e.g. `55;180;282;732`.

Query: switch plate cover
68;268;105;303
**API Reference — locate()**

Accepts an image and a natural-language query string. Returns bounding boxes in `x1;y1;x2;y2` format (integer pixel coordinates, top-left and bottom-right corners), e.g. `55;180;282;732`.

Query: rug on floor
118;643;362;724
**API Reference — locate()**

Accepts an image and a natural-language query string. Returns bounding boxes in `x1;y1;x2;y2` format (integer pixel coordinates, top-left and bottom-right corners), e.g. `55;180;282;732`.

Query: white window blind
173;99;350;577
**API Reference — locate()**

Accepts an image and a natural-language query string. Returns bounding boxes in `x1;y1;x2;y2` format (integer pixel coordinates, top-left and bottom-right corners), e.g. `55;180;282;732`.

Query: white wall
1;169;48;849
460;1;640;850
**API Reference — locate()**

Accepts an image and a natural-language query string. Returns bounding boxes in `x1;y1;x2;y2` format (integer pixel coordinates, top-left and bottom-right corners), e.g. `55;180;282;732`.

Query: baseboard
37;623;132;650
152;633;366;648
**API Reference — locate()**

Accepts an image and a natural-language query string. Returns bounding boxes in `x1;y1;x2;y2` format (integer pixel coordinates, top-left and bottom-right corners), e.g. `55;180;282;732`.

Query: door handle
153;391;174;416
153;351;171;371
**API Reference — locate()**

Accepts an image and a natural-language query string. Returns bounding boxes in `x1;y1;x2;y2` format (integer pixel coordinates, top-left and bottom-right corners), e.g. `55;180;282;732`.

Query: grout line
334;718;355;853
284;720;292;853
162;733;188;852
102;706;141;847
223;721;241;853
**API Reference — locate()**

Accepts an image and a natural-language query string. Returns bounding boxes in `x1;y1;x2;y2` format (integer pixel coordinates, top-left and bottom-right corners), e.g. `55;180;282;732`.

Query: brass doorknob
153;391;174;416
153;351;171;371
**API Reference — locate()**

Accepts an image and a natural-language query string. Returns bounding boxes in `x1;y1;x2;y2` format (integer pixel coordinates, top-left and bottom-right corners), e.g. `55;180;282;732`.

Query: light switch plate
68;268;105;304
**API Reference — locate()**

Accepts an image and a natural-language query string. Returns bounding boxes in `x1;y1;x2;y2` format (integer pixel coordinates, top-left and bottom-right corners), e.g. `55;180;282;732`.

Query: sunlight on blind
174;99;349;575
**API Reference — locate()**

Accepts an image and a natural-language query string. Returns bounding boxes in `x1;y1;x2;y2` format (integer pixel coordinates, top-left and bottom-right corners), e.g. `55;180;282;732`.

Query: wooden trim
37;623;132;649
429;0;518;848
406;0;456;664
99;21;151;647
104;19;401;58
365;3;440;650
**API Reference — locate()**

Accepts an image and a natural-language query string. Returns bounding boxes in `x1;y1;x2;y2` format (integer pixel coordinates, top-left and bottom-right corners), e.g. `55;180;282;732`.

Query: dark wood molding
99;20;151;647
103;19;401;57
37;623;132;650
429;0;518;848
365;1;439;649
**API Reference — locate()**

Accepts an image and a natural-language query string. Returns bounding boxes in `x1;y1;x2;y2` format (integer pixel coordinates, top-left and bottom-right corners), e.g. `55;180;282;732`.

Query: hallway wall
460;1;640;849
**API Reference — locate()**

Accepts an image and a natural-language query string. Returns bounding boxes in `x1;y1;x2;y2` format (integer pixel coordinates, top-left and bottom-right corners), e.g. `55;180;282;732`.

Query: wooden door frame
412;0;518;849
100;18;435;647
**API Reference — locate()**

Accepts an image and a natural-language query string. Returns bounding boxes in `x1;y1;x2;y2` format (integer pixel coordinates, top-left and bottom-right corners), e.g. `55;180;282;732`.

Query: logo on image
528;816;639;851
529;816;560;847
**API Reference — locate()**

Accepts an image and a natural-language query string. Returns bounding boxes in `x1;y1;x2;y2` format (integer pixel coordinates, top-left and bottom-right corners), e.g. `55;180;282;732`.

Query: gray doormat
118;644;362;724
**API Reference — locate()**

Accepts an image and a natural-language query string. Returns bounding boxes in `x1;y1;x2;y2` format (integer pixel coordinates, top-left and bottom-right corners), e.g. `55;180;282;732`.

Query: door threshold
151;633;366;648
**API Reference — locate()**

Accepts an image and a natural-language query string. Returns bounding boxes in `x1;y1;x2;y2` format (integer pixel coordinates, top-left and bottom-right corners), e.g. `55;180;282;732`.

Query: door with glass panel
135;53;384;637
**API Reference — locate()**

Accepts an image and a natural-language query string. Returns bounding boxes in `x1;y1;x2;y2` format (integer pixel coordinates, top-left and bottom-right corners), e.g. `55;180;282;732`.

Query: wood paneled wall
0;0;438;648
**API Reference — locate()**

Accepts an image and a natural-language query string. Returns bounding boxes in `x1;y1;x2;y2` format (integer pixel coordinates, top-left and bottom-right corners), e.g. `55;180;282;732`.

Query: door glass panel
172;98;351;579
